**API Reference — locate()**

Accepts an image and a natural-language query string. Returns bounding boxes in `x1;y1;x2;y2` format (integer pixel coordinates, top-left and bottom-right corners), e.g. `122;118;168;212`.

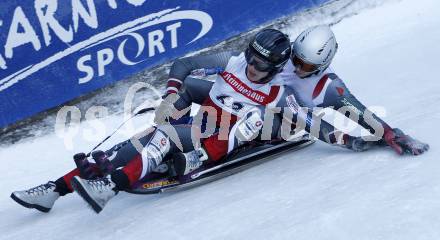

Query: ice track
1;0;440;239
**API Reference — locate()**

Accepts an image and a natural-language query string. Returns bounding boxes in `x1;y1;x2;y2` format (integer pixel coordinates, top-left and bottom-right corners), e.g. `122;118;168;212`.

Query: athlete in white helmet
283;25;428;155
162;25;429;155
290;25;338;78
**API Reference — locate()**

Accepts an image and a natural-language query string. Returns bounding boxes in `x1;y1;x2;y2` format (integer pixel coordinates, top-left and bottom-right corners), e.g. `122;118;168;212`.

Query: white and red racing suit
160;51;387;163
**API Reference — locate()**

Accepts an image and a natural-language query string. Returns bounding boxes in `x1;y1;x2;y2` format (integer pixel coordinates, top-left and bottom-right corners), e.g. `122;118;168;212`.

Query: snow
1;0;440;239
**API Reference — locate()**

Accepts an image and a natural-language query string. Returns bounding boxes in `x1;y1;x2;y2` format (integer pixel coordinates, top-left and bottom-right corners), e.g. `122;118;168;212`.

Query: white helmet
292;25;338;77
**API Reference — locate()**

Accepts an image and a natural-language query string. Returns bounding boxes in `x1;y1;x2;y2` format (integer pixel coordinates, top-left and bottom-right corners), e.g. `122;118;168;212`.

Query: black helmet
246;29;291;71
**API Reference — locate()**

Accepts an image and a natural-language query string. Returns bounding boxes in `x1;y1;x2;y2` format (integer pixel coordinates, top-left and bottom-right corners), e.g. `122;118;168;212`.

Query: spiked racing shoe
11;182;60;213
71;176;118;214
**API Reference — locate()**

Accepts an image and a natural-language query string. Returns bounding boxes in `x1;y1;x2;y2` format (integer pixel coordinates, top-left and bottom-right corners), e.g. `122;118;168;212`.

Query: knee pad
140;130;170;178
234;109;263;142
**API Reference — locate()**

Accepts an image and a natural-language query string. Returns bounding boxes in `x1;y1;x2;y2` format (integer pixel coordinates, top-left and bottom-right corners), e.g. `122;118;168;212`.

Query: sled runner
127;137;315;194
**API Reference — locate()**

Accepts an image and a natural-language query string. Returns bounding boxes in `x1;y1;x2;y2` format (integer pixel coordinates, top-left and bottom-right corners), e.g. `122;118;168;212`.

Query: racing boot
70;176;118;214
11;181;60;213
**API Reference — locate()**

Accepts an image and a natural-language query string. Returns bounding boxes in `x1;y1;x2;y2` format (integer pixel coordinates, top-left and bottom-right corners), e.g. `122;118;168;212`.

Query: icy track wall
0;0;331;128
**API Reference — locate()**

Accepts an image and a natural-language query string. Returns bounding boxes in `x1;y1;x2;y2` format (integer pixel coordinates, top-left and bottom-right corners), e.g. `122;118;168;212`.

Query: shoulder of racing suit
169;51;241;81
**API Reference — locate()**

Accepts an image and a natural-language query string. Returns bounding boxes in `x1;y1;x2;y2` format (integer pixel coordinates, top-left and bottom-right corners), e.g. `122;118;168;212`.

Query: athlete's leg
109;124;197;189
173;108;282;175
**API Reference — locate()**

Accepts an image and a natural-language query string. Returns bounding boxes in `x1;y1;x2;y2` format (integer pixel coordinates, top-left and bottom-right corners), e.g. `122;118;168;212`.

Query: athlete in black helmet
10;29;297;214
244;29;291;83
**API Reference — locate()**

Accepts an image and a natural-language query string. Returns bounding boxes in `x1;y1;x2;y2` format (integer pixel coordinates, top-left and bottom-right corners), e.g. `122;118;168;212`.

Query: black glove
384;128;429;155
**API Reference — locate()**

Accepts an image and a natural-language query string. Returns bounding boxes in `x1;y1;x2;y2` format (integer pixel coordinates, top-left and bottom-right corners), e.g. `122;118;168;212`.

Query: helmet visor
245;48;278;72
291;54;319;74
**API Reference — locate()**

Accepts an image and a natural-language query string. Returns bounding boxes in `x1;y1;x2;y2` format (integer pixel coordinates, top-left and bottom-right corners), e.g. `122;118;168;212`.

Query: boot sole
10;193;50;213
70;176;103;214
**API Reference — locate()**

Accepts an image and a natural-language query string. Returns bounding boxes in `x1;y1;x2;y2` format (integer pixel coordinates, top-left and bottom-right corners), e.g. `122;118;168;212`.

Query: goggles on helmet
291;53;320;75
245;48;280;72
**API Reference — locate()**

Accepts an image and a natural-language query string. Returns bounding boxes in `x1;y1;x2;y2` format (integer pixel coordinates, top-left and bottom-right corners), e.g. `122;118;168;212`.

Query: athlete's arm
277;87;372;151
154;51;238;124
319;73;429;155
166;51;240;94
318;73;391;136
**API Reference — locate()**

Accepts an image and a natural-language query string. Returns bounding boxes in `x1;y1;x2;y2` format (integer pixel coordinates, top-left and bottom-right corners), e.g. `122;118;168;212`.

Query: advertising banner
0;0;329;128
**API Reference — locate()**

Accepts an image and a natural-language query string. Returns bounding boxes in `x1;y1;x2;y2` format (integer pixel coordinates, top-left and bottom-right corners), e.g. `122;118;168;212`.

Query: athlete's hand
153;93;180;124
384;128;429;155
